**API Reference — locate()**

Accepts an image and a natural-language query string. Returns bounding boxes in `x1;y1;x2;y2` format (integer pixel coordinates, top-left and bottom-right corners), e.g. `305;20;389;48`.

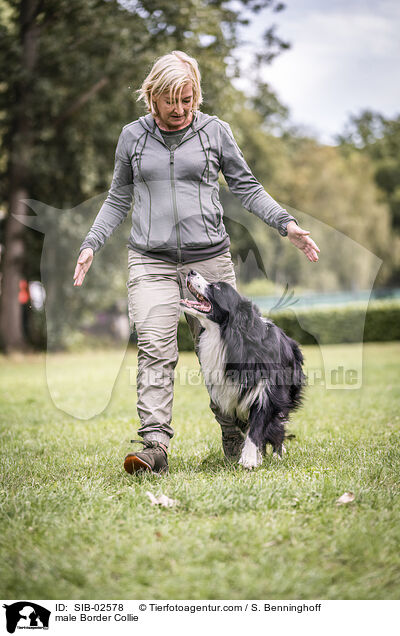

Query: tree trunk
0;0;40;352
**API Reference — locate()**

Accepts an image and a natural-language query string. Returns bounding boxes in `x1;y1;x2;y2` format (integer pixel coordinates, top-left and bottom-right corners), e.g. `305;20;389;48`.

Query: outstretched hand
73;248;94;286
286;221;320;262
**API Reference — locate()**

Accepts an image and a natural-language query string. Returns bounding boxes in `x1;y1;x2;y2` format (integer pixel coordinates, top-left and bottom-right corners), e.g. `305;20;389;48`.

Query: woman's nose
173;102;184;113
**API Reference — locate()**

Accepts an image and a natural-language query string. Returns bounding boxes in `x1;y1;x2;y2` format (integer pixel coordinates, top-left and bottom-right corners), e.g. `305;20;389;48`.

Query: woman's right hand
73;248;94;286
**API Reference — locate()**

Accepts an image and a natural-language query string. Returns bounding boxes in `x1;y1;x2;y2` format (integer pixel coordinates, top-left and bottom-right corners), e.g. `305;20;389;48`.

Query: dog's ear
227;298;260;340
223;299;262;388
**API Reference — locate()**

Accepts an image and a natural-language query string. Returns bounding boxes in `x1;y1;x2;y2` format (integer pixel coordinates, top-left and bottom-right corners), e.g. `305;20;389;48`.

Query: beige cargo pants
127;248;238;447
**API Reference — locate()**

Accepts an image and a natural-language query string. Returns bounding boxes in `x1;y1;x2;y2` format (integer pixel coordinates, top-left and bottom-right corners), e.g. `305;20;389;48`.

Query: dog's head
180;271;297;375
180;270;249;325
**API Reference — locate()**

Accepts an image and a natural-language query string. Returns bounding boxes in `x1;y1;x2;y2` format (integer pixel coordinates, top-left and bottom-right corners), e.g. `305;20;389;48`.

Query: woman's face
153;83;194;130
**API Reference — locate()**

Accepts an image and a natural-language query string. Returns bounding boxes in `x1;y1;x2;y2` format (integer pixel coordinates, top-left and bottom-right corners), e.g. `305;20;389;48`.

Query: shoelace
130;439;164;450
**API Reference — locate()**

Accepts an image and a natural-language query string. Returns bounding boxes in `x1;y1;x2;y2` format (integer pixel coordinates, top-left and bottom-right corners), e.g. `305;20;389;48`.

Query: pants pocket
216;252;237;288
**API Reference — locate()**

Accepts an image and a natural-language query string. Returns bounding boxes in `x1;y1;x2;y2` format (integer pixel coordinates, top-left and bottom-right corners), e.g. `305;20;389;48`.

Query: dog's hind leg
272;445;285;460
265;416;286;459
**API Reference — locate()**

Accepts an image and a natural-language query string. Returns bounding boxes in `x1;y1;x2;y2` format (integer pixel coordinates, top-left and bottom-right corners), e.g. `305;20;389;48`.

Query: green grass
0;342;399;599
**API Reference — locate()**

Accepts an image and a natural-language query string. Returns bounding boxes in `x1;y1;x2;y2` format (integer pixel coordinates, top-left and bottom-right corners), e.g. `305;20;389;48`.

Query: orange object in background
18;279;30;304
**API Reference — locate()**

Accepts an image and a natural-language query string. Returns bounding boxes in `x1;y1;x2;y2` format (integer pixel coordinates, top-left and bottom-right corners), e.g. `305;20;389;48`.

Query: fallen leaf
336;492;355;505
146;491;179;508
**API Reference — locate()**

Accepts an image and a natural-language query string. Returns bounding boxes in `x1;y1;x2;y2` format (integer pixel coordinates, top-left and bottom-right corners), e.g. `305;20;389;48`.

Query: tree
0;0;290;351
0;0;40;350
337;110;400;284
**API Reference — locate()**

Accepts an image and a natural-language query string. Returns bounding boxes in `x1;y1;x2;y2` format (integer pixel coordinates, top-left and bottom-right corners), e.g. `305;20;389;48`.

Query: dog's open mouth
180;280;212;313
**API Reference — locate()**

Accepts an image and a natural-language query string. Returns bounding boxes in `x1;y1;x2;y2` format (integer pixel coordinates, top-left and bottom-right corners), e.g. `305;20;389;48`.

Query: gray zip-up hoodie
79;111;297;263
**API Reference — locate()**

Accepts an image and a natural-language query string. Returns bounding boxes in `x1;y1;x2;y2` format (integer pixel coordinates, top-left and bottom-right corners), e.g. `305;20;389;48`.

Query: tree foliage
337;110;400;284
0;0;289;350
0;1;395;351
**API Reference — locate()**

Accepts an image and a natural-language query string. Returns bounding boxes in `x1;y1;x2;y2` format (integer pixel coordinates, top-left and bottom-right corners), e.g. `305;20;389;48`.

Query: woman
73;51;319;475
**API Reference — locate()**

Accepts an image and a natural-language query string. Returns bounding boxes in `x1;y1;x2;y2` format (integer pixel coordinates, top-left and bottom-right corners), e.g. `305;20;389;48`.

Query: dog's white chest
197;323;241;417
197;322;267;421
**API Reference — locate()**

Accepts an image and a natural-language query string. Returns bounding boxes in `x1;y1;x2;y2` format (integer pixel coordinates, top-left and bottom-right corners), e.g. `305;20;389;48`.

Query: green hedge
177;300;400;349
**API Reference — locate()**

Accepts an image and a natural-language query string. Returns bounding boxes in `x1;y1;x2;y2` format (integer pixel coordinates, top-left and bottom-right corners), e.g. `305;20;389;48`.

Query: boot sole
124;453;169;475
124;454;153;474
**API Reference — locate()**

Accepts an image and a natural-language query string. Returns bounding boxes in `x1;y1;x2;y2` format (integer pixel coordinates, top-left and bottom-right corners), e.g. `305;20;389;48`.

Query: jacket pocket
211;187;222;228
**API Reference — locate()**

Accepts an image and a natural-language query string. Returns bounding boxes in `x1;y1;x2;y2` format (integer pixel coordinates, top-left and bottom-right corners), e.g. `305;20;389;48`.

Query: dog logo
2;602;51;633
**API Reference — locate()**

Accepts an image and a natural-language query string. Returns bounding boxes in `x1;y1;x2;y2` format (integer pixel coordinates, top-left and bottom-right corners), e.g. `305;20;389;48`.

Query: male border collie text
180;271;305;469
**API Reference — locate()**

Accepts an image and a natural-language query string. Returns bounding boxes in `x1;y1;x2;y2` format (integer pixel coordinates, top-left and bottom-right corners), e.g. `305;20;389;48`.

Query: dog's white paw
238;456;261;469
239;436;262;469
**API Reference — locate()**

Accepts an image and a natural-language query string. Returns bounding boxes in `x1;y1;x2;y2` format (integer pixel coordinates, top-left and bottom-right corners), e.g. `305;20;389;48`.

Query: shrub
177;300;400;350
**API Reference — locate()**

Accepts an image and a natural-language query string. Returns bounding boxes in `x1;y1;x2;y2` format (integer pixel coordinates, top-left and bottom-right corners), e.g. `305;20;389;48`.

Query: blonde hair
137;51;202;115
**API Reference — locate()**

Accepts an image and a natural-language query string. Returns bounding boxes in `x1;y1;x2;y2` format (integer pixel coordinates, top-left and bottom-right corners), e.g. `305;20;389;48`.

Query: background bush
176;300;400;350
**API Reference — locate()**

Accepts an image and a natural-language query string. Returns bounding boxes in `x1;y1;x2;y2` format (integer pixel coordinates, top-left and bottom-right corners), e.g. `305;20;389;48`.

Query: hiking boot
124;439;169;475
221;429;246;462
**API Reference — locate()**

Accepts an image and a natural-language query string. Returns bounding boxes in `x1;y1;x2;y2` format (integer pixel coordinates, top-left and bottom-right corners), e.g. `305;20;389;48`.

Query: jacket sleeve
79;128;134;253
218;121;297;236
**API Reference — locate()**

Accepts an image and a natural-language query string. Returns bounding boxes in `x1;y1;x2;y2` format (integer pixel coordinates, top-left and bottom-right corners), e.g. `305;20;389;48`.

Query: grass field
0;342;399;600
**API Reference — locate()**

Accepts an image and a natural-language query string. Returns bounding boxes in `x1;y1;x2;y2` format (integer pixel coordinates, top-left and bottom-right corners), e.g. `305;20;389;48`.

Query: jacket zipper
146;128;209;262
169;146;182;262
168;131;200;262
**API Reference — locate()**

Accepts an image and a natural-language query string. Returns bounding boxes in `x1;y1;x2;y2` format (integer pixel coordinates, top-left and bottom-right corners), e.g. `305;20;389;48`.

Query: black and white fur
180;271;305;469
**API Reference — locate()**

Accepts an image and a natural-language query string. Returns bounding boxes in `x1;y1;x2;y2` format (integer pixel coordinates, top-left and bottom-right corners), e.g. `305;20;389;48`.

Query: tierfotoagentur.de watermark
126;364;361;390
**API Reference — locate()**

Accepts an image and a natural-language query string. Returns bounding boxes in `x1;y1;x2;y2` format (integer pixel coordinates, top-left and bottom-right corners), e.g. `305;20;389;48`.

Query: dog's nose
188;270;196;276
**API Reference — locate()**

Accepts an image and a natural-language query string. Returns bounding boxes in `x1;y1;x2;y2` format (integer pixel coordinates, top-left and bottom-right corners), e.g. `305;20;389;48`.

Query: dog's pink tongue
181;298;211;312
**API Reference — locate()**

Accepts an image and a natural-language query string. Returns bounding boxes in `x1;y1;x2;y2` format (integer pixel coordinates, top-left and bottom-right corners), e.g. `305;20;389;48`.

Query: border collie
180;271;305;469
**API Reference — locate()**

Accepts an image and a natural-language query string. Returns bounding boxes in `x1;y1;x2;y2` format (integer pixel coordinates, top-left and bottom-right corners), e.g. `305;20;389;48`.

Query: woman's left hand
286;221;320;262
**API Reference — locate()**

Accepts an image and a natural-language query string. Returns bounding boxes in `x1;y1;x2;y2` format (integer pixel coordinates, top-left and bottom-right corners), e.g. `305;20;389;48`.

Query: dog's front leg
238;433;263;469
238;403;271;469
